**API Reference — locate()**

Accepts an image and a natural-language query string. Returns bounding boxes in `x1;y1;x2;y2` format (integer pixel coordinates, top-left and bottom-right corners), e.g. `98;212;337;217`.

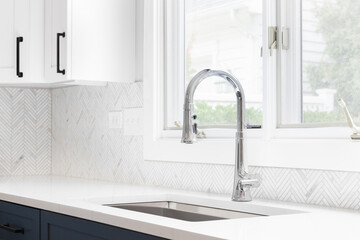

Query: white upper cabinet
45;0;68;83
0;0;45;84
0;0;135;86
46;0;136;84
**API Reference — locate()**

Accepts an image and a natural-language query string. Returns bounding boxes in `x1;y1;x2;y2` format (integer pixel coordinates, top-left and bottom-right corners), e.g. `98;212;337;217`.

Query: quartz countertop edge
0;175;359;240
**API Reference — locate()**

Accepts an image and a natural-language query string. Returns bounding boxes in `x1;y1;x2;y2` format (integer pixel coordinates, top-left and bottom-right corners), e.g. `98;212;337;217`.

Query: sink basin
95;194;304;222
106;201;265;222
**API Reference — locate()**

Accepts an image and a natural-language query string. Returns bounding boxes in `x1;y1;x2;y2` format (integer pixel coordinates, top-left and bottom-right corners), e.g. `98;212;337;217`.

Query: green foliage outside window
194;101;262;126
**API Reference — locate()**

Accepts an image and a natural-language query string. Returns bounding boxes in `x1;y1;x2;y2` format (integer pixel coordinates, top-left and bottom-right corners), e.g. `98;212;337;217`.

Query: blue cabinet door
0;201;40;240
41;211;167;240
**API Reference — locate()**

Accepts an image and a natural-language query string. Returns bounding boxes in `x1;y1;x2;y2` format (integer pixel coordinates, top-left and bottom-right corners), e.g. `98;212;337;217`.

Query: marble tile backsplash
51;82;360;211
0;88;51;176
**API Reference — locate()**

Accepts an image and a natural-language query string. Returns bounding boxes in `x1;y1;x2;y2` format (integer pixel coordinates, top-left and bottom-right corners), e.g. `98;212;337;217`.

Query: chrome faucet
181;69;260;202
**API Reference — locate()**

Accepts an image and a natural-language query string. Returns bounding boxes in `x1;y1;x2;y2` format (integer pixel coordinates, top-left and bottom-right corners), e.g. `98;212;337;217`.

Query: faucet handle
240;178;260;188
241;173;261;188
192;115;198;134
193;123;198;135
233;174;261;202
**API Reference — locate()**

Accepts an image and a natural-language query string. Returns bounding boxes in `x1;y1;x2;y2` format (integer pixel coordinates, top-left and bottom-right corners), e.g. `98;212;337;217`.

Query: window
165;0;263;131
165;0;360;131
280;0;359;126
143;0;360;169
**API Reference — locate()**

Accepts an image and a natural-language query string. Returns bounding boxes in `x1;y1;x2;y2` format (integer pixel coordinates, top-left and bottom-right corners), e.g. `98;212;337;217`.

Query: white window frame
278;0;303;125
143;0;360;172
275;0;353;136
163;0;264;138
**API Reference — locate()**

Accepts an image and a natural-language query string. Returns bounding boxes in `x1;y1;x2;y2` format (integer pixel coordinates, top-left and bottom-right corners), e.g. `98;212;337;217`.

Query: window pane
302;0;358;124
185;0;263;127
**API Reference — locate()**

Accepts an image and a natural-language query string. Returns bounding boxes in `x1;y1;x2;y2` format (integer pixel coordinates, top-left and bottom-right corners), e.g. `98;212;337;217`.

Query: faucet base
232;176;260;202
231;189;253;202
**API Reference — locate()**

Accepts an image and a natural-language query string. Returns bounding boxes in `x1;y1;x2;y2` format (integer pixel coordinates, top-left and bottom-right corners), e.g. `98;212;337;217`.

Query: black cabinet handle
57;32;66;75
16;37;23;78
0;223;24;234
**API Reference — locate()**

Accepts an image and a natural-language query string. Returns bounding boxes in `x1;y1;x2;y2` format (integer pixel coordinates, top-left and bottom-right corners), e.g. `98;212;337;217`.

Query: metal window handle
57;32;66;75
268;27;277;56
16;37;23;78
269;40;277;56
0;223;24;234
338;98;360;140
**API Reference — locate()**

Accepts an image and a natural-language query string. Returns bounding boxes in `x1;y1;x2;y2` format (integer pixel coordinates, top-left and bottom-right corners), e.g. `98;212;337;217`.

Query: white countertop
0;175;359;240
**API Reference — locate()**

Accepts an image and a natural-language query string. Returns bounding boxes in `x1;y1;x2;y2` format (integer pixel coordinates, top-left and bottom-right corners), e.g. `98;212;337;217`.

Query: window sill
144;129;360;172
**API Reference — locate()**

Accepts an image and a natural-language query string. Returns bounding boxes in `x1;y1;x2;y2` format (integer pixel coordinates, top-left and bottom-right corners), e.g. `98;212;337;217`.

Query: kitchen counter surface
0;175;358;240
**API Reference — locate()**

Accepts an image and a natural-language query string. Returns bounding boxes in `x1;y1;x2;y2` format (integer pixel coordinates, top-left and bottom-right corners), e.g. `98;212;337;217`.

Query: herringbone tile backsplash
52;82;360;211
0;88;51;176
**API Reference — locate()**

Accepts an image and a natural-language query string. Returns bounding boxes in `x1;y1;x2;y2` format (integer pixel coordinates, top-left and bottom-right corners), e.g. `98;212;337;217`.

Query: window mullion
164;0;185;129
278;0;302;126
262;0;278;139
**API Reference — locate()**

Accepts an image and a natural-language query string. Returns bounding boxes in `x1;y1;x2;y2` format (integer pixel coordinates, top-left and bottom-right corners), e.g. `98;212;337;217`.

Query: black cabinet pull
16;37;23;78
57;32;66;75
0;223;24;234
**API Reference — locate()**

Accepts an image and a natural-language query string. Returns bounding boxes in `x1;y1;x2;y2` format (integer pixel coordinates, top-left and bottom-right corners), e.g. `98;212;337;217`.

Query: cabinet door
67;0;135;83
45;0;68;82
0;201;40;240
41;211;166;240
0;0;29;83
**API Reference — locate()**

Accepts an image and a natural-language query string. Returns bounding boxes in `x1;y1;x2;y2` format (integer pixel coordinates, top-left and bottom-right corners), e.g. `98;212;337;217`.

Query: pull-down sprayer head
181;69;245;144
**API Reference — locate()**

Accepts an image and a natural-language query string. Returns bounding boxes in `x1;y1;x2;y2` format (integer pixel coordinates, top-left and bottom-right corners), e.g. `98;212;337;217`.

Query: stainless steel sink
106;201;266;222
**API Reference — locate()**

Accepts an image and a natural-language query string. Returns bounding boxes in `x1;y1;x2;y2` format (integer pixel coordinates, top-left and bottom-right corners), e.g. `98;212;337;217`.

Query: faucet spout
181;69;260;202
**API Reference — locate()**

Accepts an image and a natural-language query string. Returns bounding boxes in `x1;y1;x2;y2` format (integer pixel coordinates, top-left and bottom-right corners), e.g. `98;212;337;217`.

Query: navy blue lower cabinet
0;200;40;240
41;211;167;240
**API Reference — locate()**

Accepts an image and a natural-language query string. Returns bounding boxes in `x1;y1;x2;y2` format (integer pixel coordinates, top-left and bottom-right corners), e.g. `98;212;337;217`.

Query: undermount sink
106;201;266;222
97;194;304;222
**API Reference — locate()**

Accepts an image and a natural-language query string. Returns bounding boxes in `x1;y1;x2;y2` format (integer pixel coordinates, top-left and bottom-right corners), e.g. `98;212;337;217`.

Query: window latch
268;26;277;56
282;27;290;50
